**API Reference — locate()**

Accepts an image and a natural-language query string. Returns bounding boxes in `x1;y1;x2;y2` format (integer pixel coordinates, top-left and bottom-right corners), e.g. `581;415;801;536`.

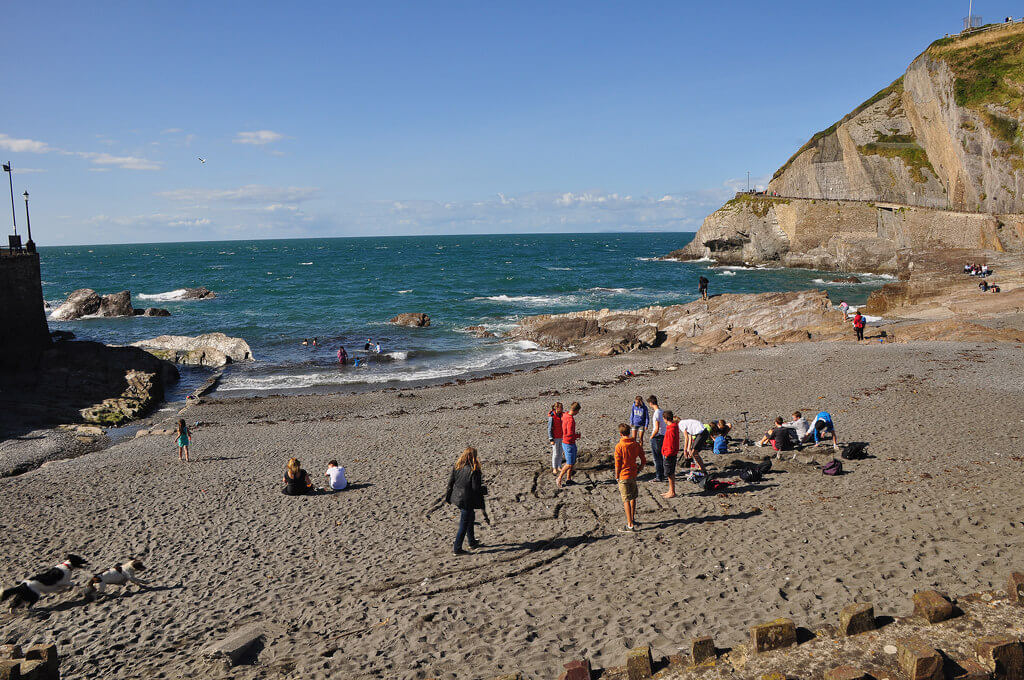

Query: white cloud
0;134;50;153
168;217;212;227
157;184;319;204
264;203;300;212
233;130;284;145
161;128;183;134
74;151;162;171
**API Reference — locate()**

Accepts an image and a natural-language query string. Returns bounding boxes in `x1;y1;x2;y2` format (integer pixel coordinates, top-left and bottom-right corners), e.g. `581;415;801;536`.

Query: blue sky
1;1;1012;245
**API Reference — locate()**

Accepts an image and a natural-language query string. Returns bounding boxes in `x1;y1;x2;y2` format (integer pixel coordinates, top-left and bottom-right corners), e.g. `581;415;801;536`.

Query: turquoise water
39;233;891;395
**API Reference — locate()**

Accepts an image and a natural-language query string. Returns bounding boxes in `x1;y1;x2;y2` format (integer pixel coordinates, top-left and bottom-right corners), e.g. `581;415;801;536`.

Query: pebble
883;644;898;654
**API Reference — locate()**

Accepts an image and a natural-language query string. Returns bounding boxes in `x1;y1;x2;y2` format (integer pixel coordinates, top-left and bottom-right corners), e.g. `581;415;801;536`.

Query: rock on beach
390;312;431;327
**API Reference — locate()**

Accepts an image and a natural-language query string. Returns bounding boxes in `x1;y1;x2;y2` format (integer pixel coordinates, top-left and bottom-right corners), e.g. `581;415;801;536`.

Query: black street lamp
2;161;15;235
22;191;34;252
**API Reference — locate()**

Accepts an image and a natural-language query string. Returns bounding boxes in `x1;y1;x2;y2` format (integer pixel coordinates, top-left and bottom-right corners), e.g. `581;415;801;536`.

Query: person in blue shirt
628;396;649;446
808;411;838;448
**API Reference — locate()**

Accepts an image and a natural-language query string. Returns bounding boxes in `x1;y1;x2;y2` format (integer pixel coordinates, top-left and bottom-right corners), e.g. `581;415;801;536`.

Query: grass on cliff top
722;193;790;218
771;77;905;182
858;142;936;184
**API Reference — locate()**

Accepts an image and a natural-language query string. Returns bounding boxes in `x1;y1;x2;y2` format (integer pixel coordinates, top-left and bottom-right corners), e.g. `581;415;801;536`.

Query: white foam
587;287;637;294
545;266;573;270
138;288;188;302
718;271;736;276
299;262;313;265
397;289;413;294
385;351;410;361
472;294;577;305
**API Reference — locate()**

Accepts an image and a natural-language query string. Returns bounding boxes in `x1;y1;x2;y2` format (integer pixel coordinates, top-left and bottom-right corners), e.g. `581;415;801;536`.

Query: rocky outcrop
132;332;254;367
512;290;849;356
51;288;139;320
390;313;431;327
134;307;171;317
79;369;164;426
182;286;216;300
673;23;1024;271
465;325;496;338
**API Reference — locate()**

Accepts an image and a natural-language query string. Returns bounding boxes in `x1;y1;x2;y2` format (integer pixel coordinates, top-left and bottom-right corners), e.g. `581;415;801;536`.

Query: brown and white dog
83;559;149;599
2;554;89;610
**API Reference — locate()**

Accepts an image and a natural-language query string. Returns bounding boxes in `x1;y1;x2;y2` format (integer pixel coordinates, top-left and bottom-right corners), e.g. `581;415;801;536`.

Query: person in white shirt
678;418;710;480
647;396;667;482
324;460;348;492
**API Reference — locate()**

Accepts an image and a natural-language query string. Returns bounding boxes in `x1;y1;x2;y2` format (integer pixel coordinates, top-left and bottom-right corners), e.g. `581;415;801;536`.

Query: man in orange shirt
614;423;647;532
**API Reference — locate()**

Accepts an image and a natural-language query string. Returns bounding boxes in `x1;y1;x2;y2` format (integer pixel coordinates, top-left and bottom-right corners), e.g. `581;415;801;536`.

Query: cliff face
678;22;1024;270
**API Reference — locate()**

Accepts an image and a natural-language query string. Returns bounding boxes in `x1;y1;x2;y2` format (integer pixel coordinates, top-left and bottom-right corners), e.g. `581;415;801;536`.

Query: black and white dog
83;559;149;599
1;554;89;609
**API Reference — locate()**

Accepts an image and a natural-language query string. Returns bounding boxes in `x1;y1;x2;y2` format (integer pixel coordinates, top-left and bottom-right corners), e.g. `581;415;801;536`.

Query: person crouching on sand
547;402;564;474
660;412;680;498
282;458;314;495
444;447;486;555
556;402;582;487
679;418;710;480
174;419;191;462
614;424;647;532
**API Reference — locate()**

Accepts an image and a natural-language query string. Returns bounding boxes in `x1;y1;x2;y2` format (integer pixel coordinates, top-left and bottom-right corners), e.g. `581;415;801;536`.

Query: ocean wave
718;271;736;276
384;351;410;361
397;289;413;294
138;289;188;301
544;266;573;270
299;262;313;265
472;294;577;305
587;287;639;294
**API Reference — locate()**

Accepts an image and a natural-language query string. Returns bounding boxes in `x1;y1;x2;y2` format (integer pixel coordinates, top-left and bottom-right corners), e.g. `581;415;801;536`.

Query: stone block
1008;573;1024;605
974;637;1024;680
201;624;263;667
897;637;944;680
913;590;954;624
560;659;591;680
0;648;19;661
16;661;46;680
691;636;715;665
953;660;992;680
750;618;797;653
839;603;875;635
825;666;868;680
23;646;56;679
626;646;652;680
0;659;20;680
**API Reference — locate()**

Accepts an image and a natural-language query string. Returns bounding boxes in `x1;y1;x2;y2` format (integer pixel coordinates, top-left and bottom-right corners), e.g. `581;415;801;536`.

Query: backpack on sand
822;459;843;476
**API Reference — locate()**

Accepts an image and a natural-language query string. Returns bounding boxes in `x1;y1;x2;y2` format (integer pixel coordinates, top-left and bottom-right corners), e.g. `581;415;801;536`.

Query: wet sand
1;340;1023;679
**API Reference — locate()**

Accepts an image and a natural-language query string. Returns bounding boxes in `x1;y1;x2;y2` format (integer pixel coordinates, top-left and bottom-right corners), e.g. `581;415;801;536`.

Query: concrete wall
0;253;51;368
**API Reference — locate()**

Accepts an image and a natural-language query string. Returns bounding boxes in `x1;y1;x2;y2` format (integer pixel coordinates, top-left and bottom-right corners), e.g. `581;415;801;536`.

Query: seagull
197;157;206;164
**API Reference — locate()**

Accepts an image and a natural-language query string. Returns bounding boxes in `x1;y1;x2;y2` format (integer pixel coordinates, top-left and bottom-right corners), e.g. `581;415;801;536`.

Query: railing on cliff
738;191;1006;216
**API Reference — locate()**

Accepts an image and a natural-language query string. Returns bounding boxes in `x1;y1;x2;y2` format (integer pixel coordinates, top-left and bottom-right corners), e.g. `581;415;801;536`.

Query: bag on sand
841;442;867;460
822;459;843;476
739;459;772;483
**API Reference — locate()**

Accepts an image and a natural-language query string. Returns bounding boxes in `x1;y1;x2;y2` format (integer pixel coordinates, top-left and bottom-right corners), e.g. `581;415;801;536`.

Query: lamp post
2;161;15;236
22;191;34;252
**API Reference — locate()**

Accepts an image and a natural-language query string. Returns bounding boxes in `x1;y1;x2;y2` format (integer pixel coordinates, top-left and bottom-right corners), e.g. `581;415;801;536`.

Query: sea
39;233;893;399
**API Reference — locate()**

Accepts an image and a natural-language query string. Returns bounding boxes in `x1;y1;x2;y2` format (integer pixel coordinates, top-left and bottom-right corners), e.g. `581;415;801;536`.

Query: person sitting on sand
678;418;710;479
556;402;582;488
710;419;731;455
444;447;486;555
757;417;793;451
614;424;647;531
628;395;649;446
979;279;989;292
660;412;680;497
324;460;348;492
786;411;809;442
547;402;564;474
282;458;314;495
173;419;192;462
807;411;839;449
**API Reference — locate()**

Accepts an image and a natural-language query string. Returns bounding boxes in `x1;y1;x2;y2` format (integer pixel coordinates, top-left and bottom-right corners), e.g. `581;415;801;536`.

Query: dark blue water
39;233;891;394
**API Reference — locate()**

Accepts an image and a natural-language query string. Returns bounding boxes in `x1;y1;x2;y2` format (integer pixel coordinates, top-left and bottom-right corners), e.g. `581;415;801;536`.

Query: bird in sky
197;157;206;164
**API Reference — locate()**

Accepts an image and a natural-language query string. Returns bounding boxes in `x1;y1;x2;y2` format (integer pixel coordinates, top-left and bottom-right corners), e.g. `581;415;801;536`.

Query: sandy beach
2;339;1023;679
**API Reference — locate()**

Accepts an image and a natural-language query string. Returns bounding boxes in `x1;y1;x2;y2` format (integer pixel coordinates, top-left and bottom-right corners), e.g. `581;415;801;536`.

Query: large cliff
676;22;1024;271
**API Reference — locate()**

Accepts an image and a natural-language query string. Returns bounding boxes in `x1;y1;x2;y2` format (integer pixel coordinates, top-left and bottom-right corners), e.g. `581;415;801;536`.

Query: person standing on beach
628;396;648;446
444;447;486;555
698;275;709;301
614;424;647;532
556;402;582;487
174;419;191;462
647;396;666;482
852;312;866;341
660;411;680;498
547;402;564;474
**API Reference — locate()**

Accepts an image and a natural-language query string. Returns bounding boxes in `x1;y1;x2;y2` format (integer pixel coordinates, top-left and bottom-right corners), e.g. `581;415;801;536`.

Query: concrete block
897;637;944;680
839;603;875;635
750;618;797;653
560;659;591;680
626;646;652;680
913;590;954;624
16;661;46;680
953;660;992;680
691;636;715;665
0;659;20;680
825;666;869;680
23;645;56;678
0;649;19;661
201;624;263;667
974;637;1024;680
1008;573;1024;605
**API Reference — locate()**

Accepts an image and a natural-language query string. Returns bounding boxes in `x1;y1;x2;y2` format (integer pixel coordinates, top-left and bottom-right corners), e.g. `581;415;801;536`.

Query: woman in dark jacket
444;447;486;555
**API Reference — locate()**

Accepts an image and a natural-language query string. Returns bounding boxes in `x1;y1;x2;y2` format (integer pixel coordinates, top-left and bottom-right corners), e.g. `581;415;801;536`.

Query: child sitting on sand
786;412;809;442
710;419;731;455
324;460;348;492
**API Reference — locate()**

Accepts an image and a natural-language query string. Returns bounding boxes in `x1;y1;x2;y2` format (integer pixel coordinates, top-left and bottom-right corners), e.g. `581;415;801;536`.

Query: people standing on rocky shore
613;424;646;531
698;275;709;301
556;402;581;487
647;396;666;482
628;395;648;446
547;402;564;474
853;311;866;341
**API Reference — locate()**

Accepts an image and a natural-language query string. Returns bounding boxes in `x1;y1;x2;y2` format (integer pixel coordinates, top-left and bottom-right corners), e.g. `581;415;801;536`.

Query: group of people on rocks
964;263;1001;292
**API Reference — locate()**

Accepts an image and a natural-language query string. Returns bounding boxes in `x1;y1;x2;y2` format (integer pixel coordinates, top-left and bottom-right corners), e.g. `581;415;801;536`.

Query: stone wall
0;252;51;368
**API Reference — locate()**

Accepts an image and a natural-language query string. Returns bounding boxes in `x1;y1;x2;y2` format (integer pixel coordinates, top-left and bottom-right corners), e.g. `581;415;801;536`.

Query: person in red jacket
852;312;866;341
547;402;564;474
660;411;681;498
556;402;582;488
